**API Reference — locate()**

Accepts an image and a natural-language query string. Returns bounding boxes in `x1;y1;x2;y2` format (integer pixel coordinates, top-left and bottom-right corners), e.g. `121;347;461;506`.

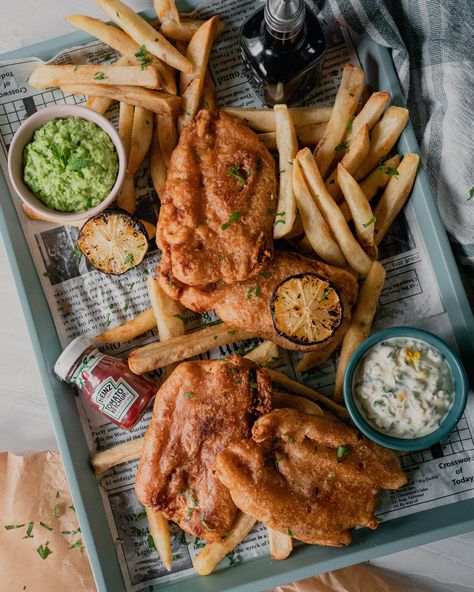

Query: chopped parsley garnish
23;522;34;539
168;274;173;287
37;541;53;559
335;141;349;153
124;252;134;266
246;284;260;299
258;271;270;279
94;71;106;80
134;45;151;70
173;313;186;322
345;115;355;134
362;215;376;228
273;218;285;226
201;513;215;531
221;211;241;231
287;435;295;443
51;504;59;518
147;534;155;548
249;379;258;388
227;163;247;185
39;522;53;531
376;163;399;177
4;524;25;530
228;329;236;336
376;516;384;523
187;508;194;519
275;456;280;467
194;152;201;163
183;392;195;399
287;529;294;537
327;472;335;480
320;288;330;301
468;186;474;201
228;553;242;567
194;537;206;549
68;505;76;512
336;445;352;462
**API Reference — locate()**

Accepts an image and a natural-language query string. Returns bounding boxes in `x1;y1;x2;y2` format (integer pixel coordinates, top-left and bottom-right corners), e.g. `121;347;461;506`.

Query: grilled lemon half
270;273;343;346
77;209;148;275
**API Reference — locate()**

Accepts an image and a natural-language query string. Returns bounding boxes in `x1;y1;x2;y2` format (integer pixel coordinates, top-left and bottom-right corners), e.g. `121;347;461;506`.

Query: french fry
128;324;255;374
339;154;403;221
355;106;409;180
66;15;177;94
297;148;372;275
146;276;185;341
153;0;180;23
265;369;349;418
156;113;177;167
147;276;186;377
199;70;218;110
178;16;220;131
118;174;136;214
139;218;157;239
334;260;386;401
296;331;344;373
193;513;256;576
60;83;181;115
337;163;376;252
86;95;114;114
94;307;156;344
258;123;326;151
146;508;172;572
150;124;167;195
314;64;365;177
21;203;83;227
325;124;370;199
272;391;323;416
29;64;161;89
360;155;402;201
267;528;293;560
162;18;225;42
119;102;134;157
273;104;298;238
128;107;154;174
91;437;143;474
350;91;390;139
222;106;333;132
292;157;346;266
244;341;279;366
96;0;192;73
374;153;420;245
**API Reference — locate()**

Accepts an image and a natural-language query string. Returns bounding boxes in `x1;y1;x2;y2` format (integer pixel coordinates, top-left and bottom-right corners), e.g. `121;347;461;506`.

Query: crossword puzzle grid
0;91;86;147
401;417;474;469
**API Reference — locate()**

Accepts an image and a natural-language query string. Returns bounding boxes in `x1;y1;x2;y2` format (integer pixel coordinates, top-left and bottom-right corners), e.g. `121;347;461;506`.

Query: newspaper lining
1;1;473;589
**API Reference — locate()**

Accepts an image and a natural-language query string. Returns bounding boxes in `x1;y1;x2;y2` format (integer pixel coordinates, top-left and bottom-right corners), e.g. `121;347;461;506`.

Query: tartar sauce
353;337;455;438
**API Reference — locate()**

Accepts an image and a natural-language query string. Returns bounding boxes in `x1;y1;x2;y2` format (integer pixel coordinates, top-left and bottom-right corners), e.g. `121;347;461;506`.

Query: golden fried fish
135;356;272;543
216;408;407;546
157;109;276;290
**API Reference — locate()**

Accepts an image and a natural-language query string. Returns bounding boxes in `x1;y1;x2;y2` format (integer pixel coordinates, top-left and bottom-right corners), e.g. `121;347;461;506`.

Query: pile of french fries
23;0;421;577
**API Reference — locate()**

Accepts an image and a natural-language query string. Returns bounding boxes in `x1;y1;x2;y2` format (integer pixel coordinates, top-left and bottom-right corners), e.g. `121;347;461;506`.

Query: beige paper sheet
0;451;96;592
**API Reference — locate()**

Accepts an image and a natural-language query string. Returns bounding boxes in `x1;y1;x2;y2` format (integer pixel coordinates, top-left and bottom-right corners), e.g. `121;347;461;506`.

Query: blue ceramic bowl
343;326;468;451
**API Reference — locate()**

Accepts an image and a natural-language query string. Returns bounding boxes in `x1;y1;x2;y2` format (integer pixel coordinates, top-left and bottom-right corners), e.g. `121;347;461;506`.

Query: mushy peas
23;117;118;212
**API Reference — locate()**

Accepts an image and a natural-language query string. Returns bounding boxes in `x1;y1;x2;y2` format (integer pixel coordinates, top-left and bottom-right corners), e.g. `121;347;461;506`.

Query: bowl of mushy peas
343;327;468;451
8;105;126;223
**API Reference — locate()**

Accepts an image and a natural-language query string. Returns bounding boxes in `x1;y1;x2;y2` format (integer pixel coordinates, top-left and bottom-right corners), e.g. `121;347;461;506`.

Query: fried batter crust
157;109;276;289
135;356;272;543
216;409;407;546
158;250;358;352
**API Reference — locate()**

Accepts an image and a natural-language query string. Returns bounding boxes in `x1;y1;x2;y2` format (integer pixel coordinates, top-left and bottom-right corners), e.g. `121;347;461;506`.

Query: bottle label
92;377;139;422
70;351;105;388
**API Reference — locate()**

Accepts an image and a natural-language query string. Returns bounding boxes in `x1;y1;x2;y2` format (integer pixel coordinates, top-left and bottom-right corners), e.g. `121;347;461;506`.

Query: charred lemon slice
77;209;148;275
270;273;342;346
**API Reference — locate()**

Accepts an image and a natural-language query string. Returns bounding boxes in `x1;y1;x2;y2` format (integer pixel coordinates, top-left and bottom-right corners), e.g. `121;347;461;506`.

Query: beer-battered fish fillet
216;409;407;546
135;356;272;543
157;109;276;289
158;251;358;352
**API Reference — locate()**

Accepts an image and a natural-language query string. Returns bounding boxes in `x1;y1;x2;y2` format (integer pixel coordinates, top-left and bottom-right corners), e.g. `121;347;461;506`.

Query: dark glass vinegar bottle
240;0;326;106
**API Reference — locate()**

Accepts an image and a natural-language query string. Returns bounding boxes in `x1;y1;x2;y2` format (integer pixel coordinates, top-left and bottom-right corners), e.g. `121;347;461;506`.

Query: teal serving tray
1;4;473;591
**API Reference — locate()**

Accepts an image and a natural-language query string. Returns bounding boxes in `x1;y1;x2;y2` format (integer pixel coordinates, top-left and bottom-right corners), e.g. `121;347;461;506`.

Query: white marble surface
0;2;473;590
